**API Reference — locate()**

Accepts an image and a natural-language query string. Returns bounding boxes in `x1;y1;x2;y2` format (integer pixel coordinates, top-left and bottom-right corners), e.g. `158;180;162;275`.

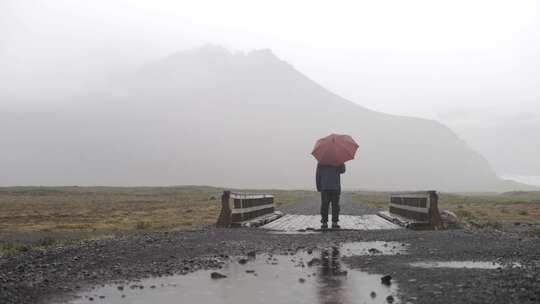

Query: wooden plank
231;204;274;214
233;197;274;208
389;203;428;213
230;193;274;199
261;214;400;231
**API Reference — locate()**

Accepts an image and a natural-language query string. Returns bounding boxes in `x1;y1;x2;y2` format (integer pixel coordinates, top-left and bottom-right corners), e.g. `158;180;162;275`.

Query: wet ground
68;242;405;304
1;196;539;304
408;261;518;269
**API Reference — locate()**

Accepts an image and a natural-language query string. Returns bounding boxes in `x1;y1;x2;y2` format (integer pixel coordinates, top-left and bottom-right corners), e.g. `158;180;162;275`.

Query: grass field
351;190;540;231
0;186;220;233
0;186;313;256
0;186;313;233
2;187;539;234
1;186;539;256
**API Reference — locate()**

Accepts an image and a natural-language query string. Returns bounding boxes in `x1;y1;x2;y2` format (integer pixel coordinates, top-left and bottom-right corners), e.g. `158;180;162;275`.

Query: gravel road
1;198;539;304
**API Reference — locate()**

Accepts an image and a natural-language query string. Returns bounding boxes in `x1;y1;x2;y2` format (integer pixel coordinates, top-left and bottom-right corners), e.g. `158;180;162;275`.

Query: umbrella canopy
311;133;359;166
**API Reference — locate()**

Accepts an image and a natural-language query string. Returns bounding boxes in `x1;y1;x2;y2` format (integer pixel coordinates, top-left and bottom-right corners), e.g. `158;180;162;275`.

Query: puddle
409;261;519;269
269;230;320;235
67;242;404;304
340;241;407;256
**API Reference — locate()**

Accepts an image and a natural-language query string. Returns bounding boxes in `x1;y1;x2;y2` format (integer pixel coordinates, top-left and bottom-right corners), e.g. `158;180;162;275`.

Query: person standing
316;163;346;229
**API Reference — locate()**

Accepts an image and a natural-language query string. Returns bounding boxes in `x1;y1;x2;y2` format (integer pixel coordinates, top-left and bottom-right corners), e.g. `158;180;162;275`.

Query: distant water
501;174;540;187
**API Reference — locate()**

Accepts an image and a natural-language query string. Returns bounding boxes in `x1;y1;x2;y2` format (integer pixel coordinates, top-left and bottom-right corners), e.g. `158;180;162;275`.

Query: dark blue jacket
316;163;346;192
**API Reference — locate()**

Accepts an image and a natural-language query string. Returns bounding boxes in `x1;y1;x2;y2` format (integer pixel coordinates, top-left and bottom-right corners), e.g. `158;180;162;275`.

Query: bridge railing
379;191;443;230
216;190;281;228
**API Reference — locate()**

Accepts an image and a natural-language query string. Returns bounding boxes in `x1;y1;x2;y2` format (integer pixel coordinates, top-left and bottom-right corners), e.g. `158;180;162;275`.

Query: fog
1;1;539;188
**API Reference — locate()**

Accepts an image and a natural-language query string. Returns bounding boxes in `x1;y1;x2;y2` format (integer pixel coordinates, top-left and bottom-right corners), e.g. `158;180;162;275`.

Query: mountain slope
0;46;533;191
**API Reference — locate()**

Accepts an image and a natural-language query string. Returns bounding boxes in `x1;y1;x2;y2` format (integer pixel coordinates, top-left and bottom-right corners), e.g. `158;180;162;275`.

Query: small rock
245;270;255;273
307;258;322;267
99;295;105;299
238;258;249;265
440;210;460;229
117;285;124;291
370;291;377;298
298;278;306;283
381;275;392;286
368;248;382;254
386;295;395;303
150;285;156;289
211;272;227;279
247;251;256;258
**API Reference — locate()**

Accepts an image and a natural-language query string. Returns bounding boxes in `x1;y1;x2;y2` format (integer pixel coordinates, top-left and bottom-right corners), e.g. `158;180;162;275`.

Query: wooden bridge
216;190;442;232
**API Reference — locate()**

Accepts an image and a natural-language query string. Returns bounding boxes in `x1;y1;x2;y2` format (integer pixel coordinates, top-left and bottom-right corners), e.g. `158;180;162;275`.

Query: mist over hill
1;46;534;191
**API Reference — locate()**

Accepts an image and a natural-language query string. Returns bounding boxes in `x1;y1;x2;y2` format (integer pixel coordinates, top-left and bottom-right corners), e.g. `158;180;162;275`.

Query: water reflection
410;261;521;269
317;247;347;304
64;242;402;304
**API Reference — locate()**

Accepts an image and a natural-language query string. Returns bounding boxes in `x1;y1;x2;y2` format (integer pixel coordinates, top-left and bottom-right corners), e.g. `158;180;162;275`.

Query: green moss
528;227;540;237
0;243;29;256
1;234;114;257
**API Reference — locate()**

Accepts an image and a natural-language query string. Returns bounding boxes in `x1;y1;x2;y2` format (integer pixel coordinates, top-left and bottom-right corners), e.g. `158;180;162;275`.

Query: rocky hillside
0;46;533;191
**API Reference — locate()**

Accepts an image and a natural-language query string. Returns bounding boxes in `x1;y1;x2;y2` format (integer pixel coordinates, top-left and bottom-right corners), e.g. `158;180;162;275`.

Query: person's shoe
331;223;341;229
321;223;328;230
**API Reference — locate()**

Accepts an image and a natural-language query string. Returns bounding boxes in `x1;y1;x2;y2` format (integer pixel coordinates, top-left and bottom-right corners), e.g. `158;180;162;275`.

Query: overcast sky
1;0;539;179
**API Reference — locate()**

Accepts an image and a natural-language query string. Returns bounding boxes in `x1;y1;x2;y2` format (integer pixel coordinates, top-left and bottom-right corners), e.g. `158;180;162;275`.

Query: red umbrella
311;133;359;166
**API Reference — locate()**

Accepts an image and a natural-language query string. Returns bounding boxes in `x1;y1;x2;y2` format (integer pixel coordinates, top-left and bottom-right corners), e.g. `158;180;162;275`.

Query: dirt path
1;201;539;304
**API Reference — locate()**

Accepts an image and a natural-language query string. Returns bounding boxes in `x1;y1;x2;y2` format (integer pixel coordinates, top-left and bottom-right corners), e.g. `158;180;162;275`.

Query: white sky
1;0;539;176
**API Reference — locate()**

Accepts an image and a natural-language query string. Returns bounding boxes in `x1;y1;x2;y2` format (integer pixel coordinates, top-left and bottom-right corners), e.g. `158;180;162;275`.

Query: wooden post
216;191;232;228
384;191;444;230
428;191;443;230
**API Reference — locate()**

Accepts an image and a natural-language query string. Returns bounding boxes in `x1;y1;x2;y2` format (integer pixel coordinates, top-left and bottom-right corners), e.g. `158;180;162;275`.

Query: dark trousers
320;190;340;223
